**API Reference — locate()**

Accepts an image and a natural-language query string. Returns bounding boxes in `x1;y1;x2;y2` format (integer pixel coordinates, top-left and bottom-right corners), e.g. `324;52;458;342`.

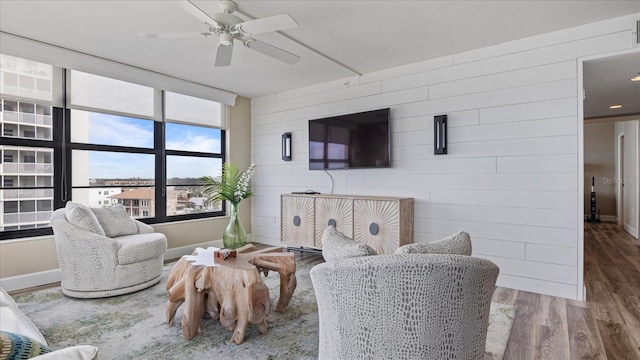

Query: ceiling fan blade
139;32;206;39
182;0;218;27
236;14;297;35
243;39;300;65
215;43;234;67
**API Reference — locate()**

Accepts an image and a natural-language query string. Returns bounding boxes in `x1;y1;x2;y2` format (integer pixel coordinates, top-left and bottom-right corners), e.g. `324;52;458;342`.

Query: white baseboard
164;239;224;260
584;214;617;222
599;215;618;222
0;239;226;293
0;269;61;293
624;224;639;239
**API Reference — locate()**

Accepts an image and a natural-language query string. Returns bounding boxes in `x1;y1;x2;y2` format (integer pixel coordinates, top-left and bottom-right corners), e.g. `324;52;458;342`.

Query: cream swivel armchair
310;254;499;360
50;202;167;298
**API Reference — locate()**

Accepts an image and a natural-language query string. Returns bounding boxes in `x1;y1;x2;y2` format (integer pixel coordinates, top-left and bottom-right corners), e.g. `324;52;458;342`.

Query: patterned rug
12;262;515;359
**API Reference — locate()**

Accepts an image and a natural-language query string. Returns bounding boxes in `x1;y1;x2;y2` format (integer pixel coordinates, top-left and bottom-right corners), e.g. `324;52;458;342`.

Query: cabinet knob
293;215;301;226
328;218;337;227
369;222;379;235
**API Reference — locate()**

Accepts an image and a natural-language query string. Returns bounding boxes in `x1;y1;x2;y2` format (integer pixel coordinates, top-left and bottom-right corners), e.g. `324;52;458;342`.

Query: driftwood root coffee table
165;244;296;344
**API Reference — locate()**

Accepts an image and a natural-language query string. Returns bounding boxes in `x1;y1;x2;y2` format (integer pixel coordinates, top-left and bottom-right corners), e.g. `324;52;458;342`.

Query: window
4;201;18;213
22;151;36;163
71;150;155;217
1;54;227;240
37;200;52;211
19;200;35;213
3;100;17;111
70;110;154;148
164;114;224;217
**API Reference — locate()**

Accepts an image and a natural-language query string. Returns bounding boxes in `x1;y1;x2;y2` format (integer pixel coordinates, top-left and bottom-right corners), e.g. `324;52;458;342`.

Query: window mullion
155;120;166;221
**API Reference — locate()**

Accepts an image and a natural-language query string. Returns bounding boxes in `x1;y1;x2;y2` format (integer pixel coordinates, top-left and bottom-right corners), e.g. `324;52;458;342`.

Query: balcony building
0;145;54;231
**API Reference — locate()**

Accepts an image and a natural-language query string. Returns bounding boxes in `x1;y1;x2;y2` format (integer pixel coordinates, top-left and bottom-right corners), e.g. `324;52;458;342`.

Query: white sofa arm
33;345;98;360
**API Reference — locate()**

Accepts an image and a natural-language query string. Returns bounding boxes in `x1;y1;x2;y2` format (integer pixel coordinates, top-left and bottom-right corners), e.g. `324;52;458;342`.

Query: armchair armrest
134;219;154;234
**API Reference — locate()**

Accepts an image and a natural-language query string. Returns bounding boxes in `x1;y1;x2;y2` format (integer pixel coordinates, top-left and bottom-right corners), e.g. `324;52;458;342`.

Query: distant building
88;188;121;208
109;188;154;217
101;179;154;186
187;197;208;212
1;97;54;230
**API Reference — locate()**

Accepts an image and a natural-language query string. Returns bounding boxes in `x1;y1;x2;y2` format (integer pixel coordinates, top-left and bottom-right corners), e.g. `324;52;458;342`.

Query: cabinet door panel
281;196;315;248
315;197;353;248
353;199;400;255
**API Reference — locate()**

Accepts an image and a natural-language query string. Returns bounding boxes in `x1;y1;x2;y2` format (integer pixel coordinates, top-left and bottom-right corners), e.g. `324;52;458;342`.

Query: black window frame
1;84;227;240
161;120;226;222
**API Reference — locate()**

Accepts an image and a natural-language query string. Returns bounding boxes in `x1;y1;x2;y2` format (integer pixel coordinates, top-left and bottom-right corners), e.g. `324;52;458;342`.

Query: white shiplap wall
250;14;639;300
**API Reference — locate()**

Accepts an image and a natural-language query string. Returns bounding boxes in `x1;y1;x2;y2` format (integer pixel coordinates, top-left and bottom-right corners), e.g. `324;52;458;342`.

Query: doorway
579;49;640;301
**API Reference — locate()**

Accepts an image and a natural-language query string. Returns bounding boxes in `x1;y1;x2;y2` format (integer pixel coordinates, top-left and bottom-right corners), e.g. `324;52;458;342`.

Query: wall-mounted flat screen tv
308;108;390;170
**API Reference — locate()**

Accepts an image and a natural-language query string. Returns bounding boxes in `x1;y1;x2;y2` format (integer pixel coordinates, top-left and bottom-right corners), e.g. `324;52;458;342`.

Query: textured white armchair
50;202;167;298
310;254;499;360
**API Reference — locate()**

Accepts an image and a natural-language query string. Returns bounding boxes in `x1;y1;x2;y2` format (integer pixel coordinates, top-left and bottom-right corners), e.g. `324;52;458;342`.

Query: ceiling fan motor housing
219;0;238;14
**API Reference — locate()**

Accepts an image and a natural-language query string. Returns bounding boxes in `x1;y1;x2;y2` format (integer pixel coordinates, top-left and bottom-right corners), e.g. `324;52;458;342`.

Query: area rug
12;263;515;360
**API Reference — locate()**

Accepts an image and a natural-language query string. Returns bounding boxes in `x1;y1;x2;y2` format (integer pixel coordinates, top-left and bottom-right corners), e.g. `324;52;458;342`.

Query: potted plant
201;162;256;249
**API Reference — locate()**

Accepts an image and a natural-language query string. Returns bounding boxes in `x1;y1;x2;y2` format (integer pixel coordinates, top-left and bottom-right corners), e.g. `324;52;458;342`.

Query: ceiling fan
140;0;300;67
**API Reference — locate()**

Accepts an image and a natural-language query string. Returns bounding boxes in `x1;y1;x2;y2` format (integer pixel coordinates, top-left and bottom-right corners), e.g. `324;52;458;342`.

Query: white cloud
89;115;154;148
166;134;221;153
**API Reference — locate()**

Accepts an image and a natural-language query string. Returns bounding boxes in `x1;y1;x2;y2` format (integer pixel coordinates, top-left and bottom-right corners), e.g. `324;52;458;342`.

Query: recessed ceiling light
631;74;640;82
609;104;623;109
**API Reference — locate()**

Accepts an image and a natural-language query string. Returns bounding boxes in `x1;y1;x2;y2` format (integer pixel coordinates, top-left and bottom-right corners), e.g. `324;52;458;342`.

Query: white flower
234;163;255;202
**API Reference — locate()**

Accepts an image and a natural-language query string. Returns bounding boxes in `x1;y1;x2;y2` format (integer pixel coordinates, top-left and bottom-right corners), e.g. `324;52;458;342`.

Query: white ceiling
584;52;640;119
1;0;639;116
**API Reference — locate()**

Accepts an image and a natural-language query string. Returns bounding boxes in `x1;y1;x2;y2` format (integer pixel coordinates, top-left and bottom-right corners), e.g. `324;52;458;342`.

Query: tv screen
308;108;390;170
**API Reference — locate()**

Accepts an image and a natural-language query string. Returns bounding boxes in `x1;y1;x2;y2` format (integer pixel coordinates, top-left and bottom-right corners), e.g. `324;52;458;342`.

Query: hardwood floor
289;222;640;359
497;222;640;359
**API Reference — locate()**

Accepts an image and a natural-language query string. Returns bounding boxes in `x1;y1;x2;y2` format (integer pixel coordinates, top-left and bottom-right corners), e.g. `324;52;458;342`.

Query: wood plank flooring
497;222;640;359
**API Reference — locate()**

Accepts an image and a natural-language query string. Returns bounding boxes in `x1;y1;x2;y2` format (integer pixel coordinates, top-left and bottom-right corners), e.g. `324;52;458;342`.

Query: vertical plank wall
249;14;639;300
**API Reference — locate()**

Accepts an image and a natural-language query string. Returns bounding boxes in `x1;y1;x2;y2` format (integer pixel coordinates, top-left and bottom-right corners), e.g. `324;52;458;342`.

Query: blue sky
84;113;222;179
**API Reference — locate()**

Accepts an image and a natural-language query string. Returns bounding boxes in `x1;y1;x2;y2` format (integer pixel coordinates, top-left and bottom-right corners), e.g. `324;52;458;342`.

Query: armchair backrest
395;230;472;255
52;202;147;239
310;254;499;360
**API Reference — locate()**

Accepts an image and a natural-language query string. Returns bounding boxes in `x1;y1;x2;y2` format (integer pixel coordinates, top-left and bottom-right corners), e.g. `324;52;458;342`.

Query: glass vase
223;202;247;249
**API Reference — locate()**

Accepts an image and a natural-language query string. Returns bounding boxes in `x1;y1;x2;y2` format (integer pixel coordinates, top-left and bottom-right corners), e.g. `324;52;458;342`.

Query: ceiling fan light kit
142;0;301;67
219;33;234;46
